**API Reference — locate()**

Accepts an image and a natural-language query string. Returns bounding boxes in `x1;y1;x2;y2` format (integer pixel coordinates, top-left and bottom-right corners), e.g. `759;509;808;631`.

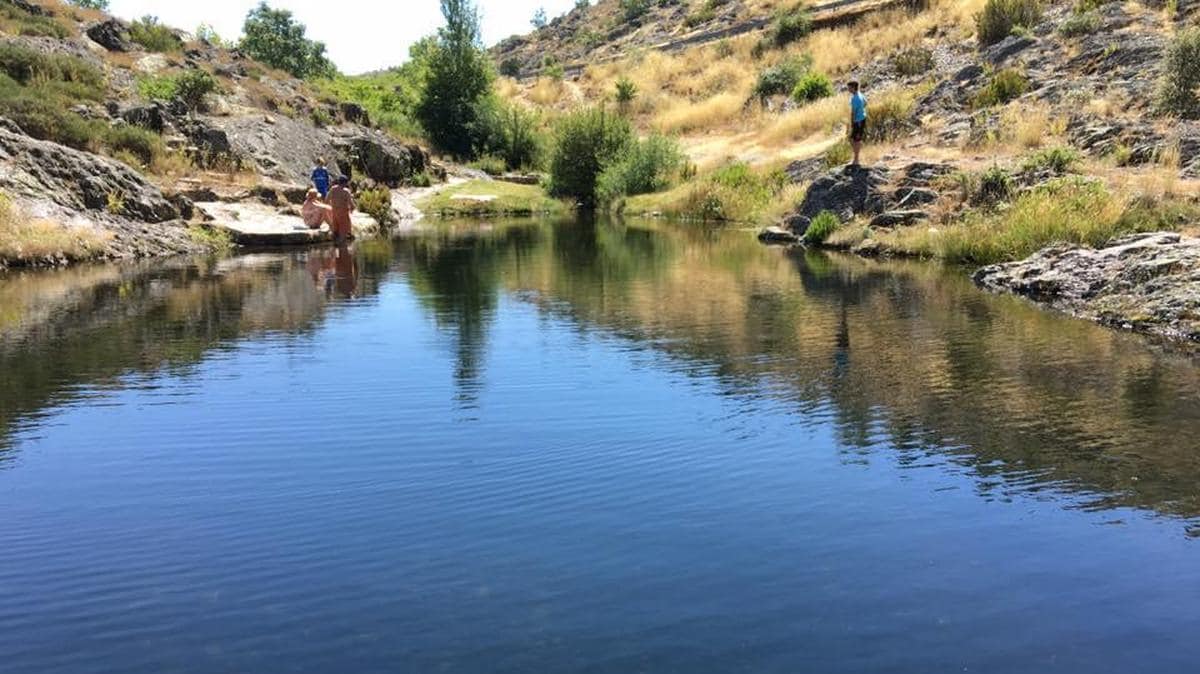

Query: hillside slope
0;0;431;267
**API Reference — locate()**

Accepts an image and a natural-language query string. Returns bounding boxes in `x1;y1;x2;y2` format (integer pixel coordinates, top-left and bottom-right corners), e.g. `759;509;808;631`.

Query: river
2;217;1198;673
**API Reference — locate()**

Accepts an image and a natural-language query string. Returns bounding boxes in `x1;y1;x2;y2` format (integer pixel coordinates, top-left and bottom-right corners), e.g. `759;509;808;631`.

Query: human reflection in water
306;245;359;299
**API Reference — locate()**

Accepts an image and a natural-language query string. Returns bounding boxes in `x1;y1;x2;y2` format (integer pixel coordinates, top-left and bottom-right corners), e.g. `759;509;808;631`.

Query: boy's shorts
851;120;867;142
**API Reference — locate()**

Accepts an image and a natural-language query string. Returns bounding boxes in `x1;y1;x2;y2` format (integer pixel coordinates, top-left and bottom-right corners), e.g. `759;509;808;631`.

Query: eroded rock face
772;162;954;239
0;123;177;222
332;131;430;187
86;19;133;52
974;233;1200;341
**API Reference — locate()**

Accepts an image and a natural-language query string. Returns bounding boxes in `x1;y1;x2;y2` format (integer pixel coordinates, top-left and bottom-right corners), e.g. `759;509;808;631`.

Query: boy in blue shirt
848;81;868;167
311;157;331;199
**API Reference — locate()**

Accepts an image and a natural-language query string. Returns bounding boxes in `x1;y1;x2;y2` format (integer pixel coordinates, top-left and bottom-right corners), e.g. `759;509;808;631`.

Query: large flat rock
196;201;375;246
974;232;1200;342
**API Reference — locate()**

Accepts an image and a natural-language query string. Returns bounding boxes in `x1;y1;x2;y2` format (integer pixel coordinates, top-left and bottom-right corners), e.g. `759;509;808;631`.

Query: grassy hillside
482;0;1200;263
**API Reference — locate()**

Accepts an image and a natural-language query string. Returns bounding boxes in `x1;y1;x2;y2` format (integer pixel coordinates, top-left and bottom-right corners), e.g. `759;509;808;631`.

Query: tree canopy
416;0;495;157
240;2;336;80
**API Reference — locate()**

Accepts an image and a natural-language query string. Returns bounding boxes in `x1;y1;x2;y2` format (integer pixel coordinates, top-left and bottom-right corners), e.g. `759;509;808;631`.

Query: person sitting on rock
327;175;355;243
301;188;333;230
312;157;332;199
848;81;868;168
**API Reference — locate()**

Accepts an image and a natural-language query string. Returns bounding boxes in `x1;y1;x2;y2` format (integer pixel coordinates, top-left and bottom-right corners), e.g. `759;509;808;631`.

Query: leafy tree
67;0;109;9
531;7;548;29
416;0;495;158
548;106;634;207
240;2;336;80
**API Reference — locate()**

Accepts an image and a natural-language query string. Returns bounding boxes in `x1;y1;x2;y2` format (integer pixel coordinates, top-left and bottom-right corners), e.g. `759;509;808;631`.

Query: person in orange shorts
327;175;355;243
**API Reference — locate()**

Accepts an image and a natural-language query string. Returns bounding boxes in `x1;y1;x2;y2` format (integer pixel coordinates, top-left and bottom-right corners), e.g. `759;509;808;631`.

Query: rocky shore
974;233;1200;342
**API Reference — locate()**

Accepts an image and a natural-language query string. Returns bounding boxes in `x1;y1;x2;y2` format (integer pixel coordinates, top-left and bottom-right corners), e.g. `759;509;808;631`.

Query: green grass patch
417;180;567;218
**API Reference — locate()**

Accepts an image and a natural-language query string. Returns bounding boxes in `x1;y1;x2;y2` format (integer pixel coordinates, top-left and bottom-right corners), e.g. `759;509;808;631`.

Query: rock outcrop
768;162;954;241
0;123;178;222
974;233;1200;341
86;19;133;52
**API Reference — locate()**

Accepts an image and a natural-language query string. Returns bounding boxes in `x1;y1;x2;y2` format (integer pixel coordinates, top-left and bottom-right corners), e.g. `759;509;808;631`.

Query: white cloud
106;0;581;74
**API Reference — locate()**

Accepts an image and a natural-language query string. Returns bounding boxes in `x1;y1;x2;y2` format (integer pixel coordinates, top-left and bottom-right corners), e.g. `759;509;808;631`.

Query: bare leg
852;140;862;166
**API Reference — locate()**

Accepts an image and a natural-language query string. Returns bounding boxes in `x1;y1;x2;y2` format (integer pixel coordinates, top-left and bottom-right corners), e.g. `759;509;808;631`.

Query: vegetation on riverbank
417;180;566;218
0;196;107;266
825;178;1200;265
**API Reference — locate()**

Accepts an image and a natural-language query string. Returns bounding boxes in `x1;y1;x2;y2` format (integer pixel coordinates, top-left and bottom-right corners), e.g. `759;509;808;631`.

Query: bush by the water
417;0;495;158
679;161;789;221
548;106;634;207
1156;27;1200;119
474;100;544;170
881;178;1197;264
976;0;1043;47
596;134;684;206
357;186;395;226
805;210;840;244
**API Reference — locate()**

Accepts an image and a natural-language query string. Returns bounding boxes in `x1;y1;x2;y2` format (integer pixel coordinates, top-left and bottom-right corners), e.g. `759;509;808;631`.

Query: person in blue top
848;81;868;168
311;157;332;199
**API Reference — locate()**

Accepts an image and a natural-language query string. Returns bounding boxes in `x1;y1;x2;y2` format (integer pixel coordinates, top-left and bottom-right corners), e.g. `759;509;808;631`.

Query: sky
106;0;581;74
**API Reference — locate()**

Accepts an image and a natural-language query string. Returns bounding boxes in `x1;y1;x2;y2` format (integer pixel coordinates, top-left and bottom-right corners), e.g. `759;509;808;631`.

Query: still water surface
2;218;1199;673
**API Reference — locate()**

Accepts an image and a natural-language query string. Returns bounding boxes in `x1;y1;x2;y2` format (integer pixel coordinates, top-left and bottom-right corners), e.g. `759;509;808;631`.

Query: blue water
2;220;1199;673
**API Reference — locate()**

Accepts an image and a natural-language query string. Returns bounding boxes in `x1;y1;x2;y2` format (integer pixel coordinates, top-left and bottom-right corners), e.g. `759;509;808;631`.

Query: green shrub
792;71;832;103
805;210;840;244
0;44;105;95
1058;10;1100;37
410;171;434;188
129;15;182;52
620;0;651;22
976;0;1043;47
825;139;851;167
137;75;177;101
474;100;544;170
0;3;70;38
1156;27;1200;119
176;70;217;110
499;58;522;77
357;186;395;226
105;125;163;166
893;47;934;77
548;106;635;206
0;92;103;149
1023;146;1080;174
770;4;812;48
973;68;1028;107
680;162;788;221
596;134;684;205
951;165;1013;207
468;155;507;176
865;92;915;143
753;54;812;101
615;76;638;109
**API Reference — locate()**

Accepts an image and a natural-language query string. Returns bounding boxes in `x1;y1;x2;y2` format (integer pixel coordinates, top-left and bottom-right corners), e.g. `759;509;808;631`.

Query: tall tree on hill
240;2;336;80
417;0;494;158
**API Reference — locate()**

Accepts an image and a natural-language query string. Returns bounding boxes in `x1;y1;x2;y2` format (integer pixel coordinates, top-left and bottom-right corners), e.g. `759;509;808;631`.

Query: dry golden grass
0;196;108;265
654;93;747;134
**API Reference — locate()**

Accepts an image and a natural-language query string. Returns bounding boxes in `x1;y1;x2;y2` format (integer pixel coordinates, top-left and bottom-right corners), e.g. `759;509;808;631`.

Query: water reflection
2;218;1199;529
